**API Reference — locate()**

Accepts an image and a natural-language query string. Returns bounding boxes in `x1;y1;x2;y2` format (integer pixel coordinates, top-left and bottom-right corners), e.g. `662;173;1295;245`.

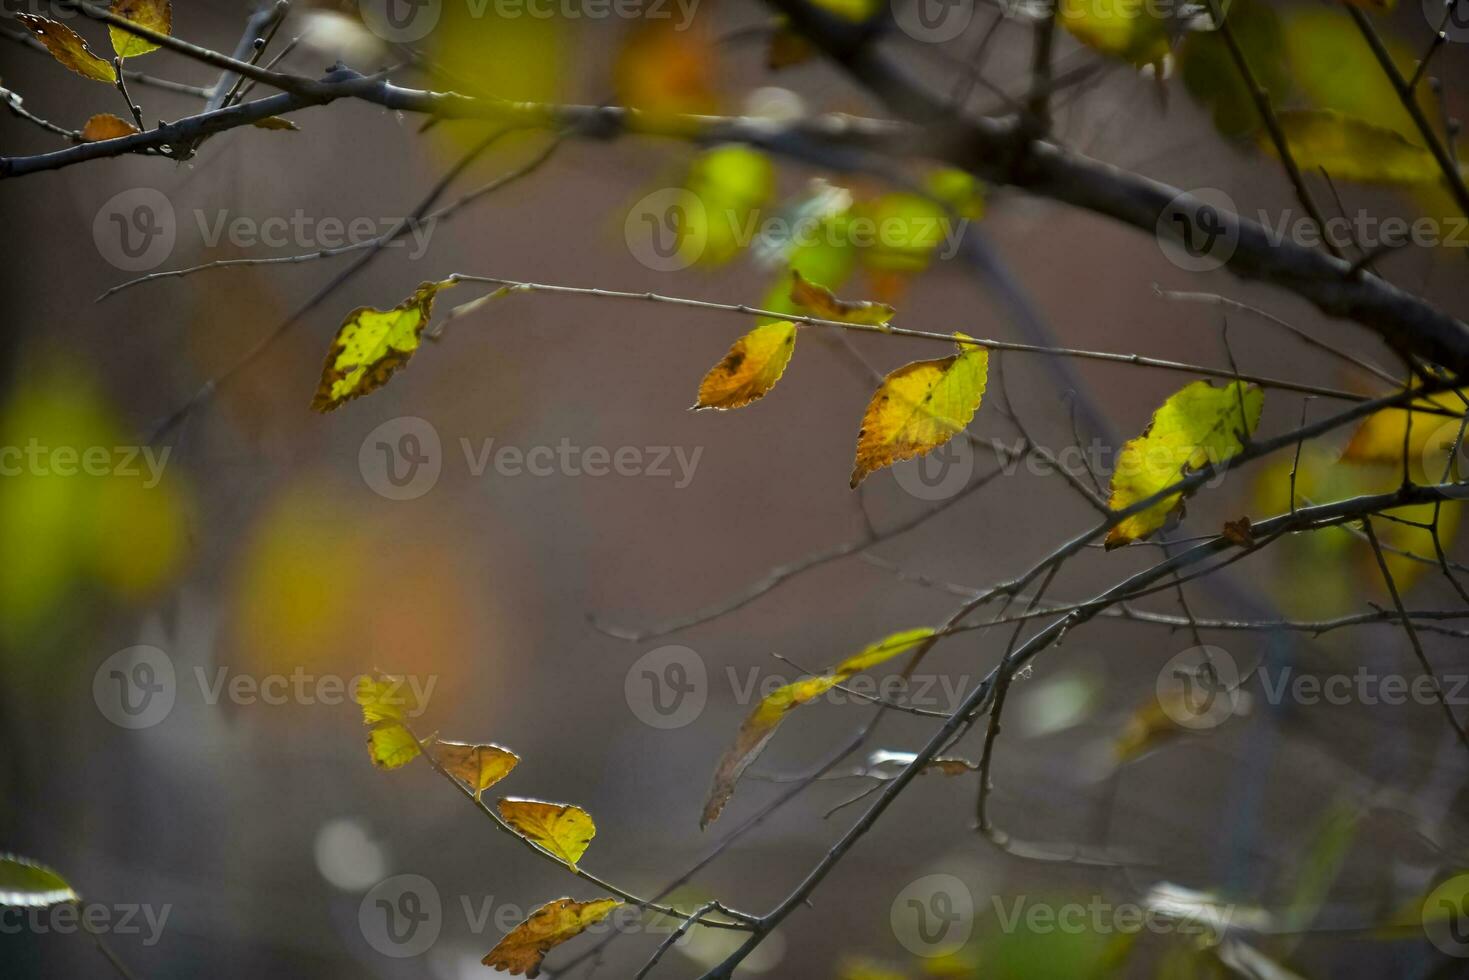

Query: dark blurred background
2;0;1469;976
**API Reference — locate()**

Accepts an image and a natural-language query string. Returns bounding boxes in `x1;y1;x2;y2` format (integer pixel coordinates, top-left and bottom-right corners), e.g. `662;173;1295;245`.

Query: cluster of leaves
357;674;621;977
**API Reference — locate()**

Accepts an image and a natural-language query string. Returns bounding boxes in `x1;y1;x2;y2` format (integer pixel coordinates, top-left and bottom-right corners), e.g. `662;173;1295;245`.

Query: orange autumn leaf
483;897;622;977
693;320;797;410
80;114;140;141
432;741;518;799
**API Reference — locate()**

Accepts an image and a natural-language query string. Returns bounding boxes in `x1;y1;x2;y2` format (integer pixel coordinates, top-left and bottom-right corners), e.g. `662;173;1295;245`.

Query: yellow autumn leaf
17;14;116;82
701;627;934;829
311;280;455;412
498;799;597;869
789;270;895;326
1105;381;1263;549
850;337;988;488
1271;109;1441;184
1342;388;1467;479
80;114;140;141
109;0;170;58
693;320;798;410
433;741;519;799
366;723;422;770
1060;0;1173;72
482;897;621;977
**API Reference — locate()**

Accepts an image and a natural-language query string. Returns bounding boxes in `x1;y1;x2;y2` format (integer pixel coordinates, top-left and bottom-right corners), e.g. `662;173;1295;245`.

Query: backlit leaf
311;280;455;412
498;799;597;869
109;0;170;59
80;114;139;141
17;14;116;82
482;897;621;977
1271;109;1441;184
1105;381;1262;549
701;627;934;828
1060;0;1173;72
0;855;78;908
366;723;422;770
614;20;717;116
694;320;797;410
850;337;989;488
433;741;519;799
1341;387;1467;479
789;271;895;326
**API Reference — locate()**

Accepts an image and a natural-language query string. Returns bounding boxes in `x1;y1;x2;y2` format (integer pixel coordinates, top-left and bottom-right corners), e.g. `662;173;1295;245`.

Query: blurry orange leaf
694;320;797;410
483;897;621;977
850;337;988;488
109;0;171;58
1341;388;1466;477
702;627;934;828
433;741;519;799
614;21;716;115
790;270;895;327
498;799;596;870
1105;381;1262;549
312;280;455;412
80;114;139;140
17;15;116;82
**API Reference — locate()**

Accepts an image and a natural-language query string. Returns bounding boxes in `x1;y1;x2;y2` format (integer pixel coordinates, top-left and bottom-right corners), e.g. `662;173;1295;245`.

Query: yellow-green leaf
366;722;422;770
433;741;519;799
850;337;988;488
789;270;895;326
311;280;455;412
498;799;597;869
694;320;797;410
0;855;78;908
1272;109;1441;184
1105;381;1263;549
17;14;116;82
251;116;299;132
109;0;171;59
356;672;420;725
482;897;622;977
1060;0;1172;72
80;113;140;141
701;627;934;829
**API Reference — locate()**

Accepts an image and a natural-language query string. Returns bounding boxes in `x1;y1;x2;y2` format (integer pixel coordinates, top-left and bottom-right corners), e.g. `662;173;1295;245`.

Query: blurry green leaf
0;855;78;908
1280;800;1359;934
1181;0;1291;139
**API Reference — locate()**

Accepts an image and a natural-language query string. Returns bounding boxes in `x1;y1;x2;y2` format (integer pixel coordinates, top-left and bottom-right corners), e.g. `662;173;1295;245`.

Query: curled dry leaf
1105;380;1263;550
80;114;141;141
789;270;895;327
17;14;116;82
109;0;172;59
1222;517;1255;548
693;320;797;410
498;799;597;869
482;897;622;977
702;627;935;828
311;280;455;411
850;335;988;488
432;741;519;799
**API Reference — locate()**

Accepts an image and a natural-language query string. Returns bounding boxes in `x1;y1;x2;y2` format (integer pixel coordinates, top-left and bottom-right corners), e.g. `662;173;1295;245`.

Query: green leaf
0;855;78;908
